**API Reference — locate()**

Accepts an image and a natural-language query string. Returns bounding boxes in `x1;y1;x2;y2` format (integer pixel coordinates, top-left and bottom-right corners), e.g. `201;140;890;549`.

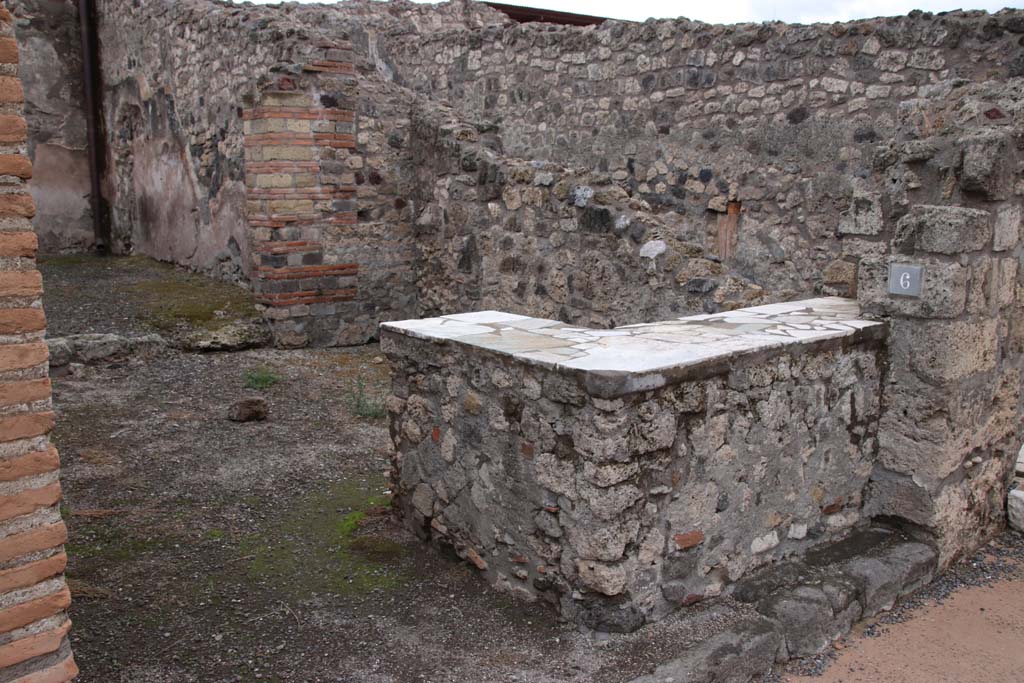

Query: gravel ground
55;346;782;683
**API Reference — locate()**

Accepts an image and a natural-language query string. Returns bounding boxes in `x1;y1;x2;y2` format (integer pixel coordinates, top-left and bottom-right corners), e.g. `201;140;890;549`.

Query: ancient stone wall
94;0;420;346
407;101;767;327
376;6;1024;305
0;2;77;680
95;0;313;279
844;80;1024;565
383;301;885;631
8;0;91;254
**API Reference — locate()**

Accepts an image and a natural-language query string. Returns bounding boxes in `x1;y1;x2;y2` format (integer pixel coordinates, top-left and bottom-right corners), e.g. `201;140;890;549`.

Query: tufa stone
228;397;268;422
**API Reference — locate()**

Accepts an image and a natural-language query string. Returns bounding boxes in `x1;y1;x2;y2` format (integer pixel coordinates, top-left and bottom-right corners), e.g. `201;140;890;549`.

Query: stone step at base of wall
46;322;272;366
626;526;937;683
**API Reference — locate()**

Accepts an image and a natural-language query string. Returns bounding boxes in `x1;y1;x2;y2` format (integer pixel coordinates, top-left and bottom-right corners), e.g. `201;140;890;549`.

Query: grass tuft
244;367;281;390
348;375;386;419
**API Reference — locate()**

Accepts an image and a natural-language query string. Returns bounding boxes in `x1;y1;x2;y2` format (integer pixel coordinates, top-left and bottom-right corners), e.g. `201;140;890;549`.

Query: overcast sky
243;0;1016;25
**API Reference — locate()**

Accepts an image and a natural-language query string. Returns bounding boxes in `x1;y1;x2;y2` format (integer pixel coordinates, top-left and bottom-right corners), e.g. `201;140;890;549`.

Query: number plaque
888;264;924;297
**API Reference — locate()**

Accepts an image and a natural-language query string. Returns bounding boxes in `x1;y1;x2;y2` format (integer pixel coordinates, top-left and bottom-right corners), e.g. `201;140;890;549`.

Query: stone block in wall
993;204;1022;252
837;190;883;236
889;317;998;385
822;258;858;297
875;371;1001;493
382;299;884;631
959;131;1014;201
893;205;992;255
858;255;968;318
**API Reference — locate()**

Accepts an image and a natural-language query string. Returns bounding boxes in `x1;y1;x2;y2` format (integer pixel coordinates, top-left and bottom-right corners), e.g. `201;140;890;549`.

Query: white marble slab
382;297;883;376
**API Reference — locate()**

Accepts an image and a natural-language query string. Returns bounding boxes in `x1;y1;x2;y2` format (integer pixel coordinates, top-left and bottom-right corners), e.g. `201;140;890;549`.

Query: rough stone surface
627;611;782;683
383;300;885;631
893;205;993;255
18;1;1024;355
179;320;269;353
46;333;165;367
10;0;92;253
227;397;269;423
732;527;937;659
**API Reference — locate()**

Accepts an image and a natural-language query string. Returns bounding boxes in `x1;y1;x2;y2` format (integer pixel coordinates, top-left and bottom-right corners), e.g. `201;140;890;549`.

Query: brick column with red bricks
244;43;362;347
0;3;78;681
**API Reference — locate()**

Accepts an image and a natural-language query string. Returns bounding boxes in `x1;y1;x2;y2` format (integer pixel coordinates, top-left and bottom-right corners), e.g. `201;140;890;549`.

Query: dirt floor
39;254;260;339
40;255;1024;682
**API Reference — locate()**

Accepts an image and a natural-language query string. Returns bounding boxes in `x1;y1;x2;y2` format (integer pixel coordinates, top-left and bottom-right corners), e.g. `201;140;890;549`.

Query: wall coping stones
382;297;885;397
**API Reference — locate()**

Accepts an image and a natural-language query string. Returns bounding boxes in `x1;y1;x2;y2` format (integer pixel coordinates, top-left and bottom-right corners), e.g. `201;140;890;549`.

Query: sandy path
788;574;1024;683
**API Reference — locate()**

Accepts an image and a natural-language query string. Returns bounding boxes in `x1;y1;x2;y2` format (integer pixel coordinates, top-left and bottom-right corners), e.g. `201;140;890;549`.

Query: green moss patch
39;253;259;333
234;479;407;599
67;519;171;563
128;277;257;332
244;367;281;390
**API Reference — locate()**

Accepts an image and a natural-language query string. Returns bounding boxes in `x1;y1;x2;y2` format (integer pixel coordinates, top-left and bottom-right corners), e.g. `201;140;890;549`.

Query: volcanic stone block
893;205;992;255
993;205;1022;252
960;131;1014;200
858;255;968;318
838;190;883;236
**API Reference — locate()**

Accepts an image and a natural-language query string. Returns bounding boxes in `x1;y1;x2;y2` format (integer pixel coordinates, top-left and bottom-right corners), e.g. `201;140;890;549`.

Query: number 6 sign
888;264;924;297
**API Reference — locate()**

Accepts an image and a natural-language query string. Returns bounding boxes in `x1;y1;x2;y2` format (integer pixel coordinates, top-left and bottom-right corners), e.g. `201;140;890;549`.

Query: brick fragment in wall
0;448;59;484
0;344;48;373
0;619;70;669
0;272;42;299
0;379;51;408
0;553;66;595
0;155;31;180
0;585;70;634
0;522;67;566
0;309;43;335
0;483;62;523
0;75;22;103
0;195;33;219
0;114;26;143
0;36;15;64
8;655;79;683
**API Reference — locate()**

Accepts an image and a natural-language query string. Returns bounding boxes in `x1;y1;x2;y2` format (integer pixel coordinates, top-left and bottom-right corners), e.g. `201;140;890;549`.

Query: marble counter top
381;297;884;393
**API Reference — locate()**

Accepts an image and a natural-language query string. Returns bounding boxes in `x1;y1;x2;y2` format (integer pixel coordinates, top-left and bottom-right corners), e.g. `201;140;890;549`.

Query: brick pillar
244;43;362;348
0;3;77;681
854;130;1024;566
